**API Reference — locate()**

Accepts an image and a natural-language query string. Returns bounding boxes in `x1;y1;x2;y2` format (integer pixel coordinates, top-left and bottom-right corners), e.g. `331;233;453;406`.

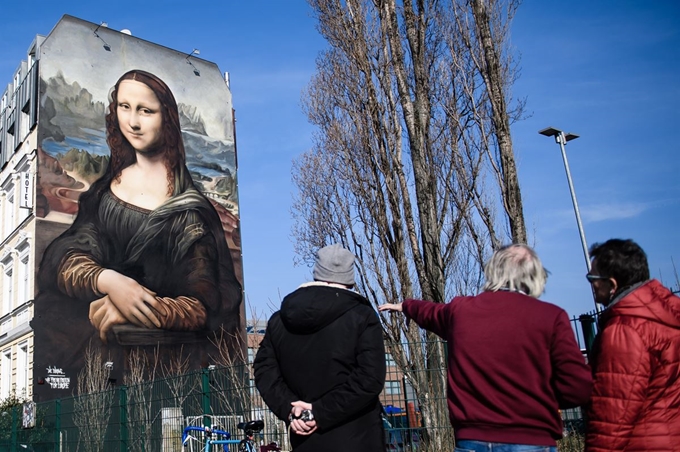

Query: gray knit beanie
313;244;355;286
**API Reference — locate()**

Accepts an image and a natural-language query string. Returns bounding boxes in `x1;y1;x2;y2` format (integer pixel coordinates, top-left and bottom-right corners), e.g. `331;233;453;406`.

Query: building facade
0;34;42;401
0;15;245;403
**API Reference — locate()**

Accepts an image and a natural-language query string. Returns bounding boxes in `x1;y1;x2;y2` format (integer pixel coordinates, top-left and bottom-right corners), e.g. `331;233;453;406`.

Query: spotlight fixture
185;49;201;76
93;22;111;51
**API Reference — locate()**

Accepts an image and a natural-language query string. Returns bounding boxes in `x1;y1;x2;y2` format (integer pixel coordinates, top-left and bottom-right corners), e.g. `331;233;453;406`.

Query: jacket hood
606;279;680;329
279;282;371;334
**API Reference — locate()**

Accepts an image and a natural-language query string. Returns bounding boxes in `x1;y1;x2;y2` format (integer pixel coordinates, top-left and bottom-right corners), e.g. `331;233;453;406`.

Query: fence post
202;368;211;428
402;375;410;429
120;386;128;452
54;399;61;452
9;404;18;451
579;314;597;360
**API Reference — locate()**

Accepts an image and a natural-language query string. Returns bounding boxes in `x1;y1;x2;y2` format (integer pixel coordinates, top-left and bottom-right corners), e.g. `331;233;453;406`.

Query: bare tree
73;342;114;452
210;302;263;417
158;347;199;452
124;347;159;452
211;305;290;448
160;347;196;410
210;326;250;420
455;0;526;243
294;0;526;449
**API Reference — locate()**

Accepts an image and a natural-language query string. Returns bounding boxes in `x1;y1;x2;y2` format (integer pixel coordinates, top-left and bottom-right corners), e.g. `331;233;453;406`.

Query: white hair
482;244;548;298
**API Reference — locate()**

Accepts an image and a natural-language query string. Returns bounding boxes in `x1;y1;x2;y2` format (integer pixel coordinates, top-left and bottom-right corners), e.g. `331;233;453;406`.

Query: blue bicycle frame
204;438;253;452
182;425;236;452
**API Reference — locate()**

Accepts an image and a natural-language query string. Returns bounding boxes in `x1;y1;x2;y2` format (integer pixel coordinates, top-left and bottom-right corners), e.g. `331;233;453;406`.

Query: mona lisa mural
31;15;244;401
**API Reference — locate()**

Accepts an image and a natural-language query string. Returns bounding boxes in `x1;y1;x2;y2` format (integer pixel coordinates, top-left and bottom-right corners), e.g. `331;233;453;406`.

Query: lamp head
539;126;579;144
538;126;562;137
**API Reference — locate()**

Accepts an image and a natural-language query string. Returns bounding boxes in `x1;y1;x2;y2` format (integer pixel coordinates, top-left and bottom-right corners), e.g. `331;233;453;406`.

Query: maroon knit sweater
403;291;591;446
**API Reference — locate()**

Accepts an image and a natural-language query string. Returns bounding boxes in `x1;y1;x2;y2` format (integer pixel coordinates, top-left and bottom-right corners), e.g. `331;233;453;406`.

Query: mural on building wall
31;16;244;401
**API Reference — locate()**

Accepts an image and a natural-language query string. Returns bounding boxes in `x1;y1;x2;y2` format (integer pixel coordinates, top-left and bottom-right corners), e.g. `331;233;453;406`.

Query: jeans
454;440;557;452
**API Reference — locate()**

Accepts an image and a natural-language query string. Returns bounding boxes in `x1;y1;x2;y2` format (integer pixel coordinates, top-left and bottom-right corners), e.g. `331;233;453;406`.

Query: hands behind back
289;401;317;436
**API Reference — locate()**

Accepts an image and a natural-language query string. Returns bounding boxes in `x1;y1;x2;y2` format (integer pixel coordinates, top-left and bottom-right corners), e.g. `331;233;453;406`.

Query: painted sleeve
153;296;207;330
253;322;299;423
57;252;105;300
585;323;650;451
550;310;592;408
312;310;386;430
402;298;451;338
38;220;108;300
165;231;221;322
156;223;240;333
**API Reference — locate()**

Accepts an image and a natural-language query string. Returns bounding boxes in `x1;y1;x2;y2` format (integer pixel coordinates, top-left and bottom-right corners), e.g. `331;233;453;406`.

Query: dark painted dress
32;166;242;400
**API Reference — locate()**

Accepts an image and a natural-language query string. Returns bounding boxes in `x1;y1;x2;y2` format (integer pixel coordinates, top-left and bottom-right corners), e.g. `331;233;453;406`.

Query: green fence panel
6;339;587;451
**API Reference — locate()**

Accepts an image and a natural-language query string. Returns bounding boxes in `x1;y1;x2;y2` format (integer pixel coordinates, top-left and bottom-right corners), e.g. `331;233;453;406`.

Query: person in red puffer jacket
586;239;680;451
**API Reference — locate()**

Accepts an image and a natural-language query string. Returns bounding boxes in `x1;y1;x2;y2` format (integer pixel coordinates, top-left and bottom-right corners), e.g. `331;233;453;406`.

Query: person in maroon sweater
380;244;592;451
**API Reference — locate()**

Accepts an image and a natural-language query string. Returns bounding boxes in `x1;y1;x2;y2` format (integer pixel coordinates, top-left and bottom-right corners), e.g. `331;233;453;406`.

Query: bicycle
182;419;281;452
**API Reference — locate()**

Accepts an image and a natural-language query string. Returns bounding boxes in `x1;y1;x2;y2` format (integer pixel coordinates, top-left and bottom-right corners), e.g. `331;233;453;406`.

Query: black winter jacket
254;282;386;452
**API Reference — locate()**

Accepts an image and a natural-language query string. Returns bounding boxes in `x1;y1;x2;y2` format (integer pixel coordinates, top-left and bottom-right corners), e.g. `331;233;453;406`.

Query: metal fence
0;333;594;452
569;309;599;359
0;366;289;452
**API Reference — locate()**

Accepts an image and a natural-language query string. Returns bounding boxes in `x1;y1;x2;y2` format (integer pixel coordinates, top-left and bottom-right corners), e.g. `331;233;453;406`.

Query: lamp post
539;127;600;313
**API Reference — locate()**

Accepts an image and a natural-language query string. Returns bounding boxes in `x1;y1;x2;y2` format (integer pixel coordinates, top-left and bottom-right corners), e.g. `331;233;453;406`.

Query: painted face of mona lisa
116;79;163;153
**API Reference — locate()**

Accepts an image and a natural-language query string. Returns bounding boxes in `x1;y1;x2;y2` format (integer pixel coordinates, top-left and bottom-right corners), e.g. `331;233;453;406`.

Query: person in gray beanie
312;243;356;286
254;244;386;452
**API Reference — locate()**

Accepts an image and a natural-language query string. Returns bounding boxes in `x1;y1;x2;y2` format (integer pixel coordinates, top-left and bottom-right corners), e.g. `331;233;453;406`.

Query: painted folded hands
88;291;207;343
60;251;207;342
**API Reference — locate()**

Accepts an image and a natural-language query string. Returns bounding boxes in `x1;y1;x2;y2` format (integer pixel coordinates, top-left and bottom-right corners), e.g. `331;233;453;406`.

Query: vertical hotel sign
20;171;32;209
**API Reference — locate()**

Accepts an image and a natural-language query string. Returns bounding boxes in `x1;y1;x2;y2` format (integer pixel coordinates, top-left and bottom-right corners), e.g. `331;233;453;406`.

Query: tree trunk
295;0;527;447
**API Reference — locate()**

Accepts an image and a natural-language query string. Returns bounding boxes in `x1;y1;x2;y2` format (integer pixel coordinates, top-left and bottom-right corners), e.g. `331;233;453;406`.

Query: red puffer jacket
586;279;680;451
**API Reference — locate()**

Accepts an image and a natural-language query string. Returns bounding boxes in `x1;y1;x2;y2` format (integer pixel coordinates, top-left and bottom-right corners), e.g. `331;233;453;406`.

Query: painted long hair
105;69;185;195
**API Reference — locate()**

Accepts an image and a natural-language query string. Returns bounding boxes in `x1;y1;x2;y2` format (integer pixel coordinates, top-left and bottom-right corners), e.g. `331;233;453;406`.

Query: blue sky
2;1;679;319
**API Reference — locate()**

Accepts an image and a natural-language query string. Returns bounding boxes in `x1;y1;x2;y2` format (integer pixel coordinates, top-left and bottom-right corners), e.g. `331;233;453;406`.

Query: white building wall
0;46;39;401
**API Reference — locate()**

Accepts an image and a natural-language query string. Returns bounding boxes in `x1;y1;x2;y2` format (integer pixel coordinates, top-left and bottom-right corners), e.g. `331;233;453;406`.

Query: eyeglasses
585;273;609;283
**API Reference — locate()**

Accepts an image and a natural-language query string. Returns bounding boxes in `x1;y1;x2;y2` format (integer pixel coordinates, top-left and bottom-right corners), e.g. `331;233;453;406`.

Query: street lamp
539;127;600;313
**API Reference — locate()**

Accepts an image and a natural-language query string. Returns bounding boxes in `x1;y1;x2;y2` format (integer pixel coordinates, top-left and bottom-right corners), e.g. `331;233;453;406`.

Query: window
16;342;28;398
4;188;15;236
3;262;13;316
19;108;29;142
385;353;396;367
17;253;29;304
385;380;401;395
15;307;28;327
0;318;10;335
247;347;255;364
1;349;11;399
